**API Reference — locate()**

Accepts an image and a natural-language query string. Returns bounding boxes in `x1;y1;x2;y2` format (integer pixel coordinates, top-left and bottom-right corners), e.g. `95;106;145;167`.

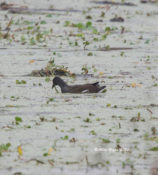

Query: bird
52;77;106;93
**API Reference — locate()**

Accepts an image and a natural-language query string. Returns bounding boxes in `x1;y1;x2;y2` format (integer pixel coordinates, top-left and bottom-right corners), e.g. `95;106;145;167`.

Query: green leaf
150;147;158;151
15;116;22;122
102;138;111;143
90;130;96;135
61;135;69;140
86;21;92;28
43;152;48;156
16;80;26;84
0;143;11;156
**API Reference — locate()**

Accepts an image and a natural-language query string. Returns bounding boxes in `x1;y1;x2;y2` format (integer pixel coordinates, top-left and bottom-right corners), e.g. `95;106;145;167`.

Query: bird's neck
58;79;67;88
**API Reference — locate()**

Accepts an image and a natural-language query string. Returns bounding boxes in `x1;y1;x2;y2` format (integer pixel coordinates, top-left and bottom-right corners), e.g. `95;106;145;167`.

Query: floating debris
93;1;136;6
29;59;75;77
110;17;124;22
97;47;133;51
140;0;158;4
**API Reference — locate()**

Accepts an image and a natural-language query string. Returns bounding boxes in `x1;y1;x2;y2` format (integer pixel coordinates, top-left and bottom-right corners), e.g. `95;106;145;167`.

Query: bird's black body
52;77;106;93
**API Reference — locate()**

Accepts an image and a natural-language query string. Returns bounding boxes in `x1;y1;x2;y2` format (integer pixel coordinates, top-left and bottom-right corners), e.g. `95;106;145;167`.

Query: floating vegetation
14;116;23;125
64;21;97;32
46;98;54;104
83;118;91;123
29;58;75;77
150;147;158;151
16;80;26;84
102;138;111;143
110;16;124;22
130;112;145;122
90;130;96;135
61;135;69;140
0;143;11;156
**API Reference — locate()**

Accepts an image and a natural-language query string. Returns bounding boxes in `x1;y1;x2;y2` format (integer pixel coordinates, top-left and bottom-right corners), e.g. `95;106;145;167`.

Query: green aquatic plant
93;37;99;41
83;118;91;123
116;138;120;144
61;135;69;140
150;147;158;151
68;128;75;132
90;130;96;135
64;21;71;27
43;152;49;157
45;77;51;82
87;52;93;56
102;138;111;143
46;98;54;104
89;112;95;116
16;80;26;84
10;96;19;101
15;116;23;125
0;143;11;156
30;37;36;45
65;21;97;32
96;118;100;121
100;11;105;17
40;20;46;24
83;40;90;49
120;51;124;56
46;14;52;18
106;103;111;107
20;35;26;43
81;65;89;74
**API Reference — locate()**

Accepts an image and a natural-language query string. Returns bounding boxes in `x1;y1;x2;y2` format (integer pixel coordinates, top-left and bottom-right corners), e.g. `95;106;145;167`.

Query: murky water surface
0;0;158;175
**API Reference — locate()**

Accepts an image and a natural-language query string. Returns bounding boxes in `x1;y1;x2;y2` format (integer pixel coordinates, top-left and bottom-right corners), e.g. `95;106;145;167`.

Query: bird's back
65;83;105;93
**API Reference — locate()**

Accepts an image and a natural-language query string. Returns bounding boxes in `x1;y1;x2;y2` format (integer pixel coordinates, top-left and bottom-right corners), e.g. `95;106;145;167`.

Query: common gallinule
52;77;106;93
